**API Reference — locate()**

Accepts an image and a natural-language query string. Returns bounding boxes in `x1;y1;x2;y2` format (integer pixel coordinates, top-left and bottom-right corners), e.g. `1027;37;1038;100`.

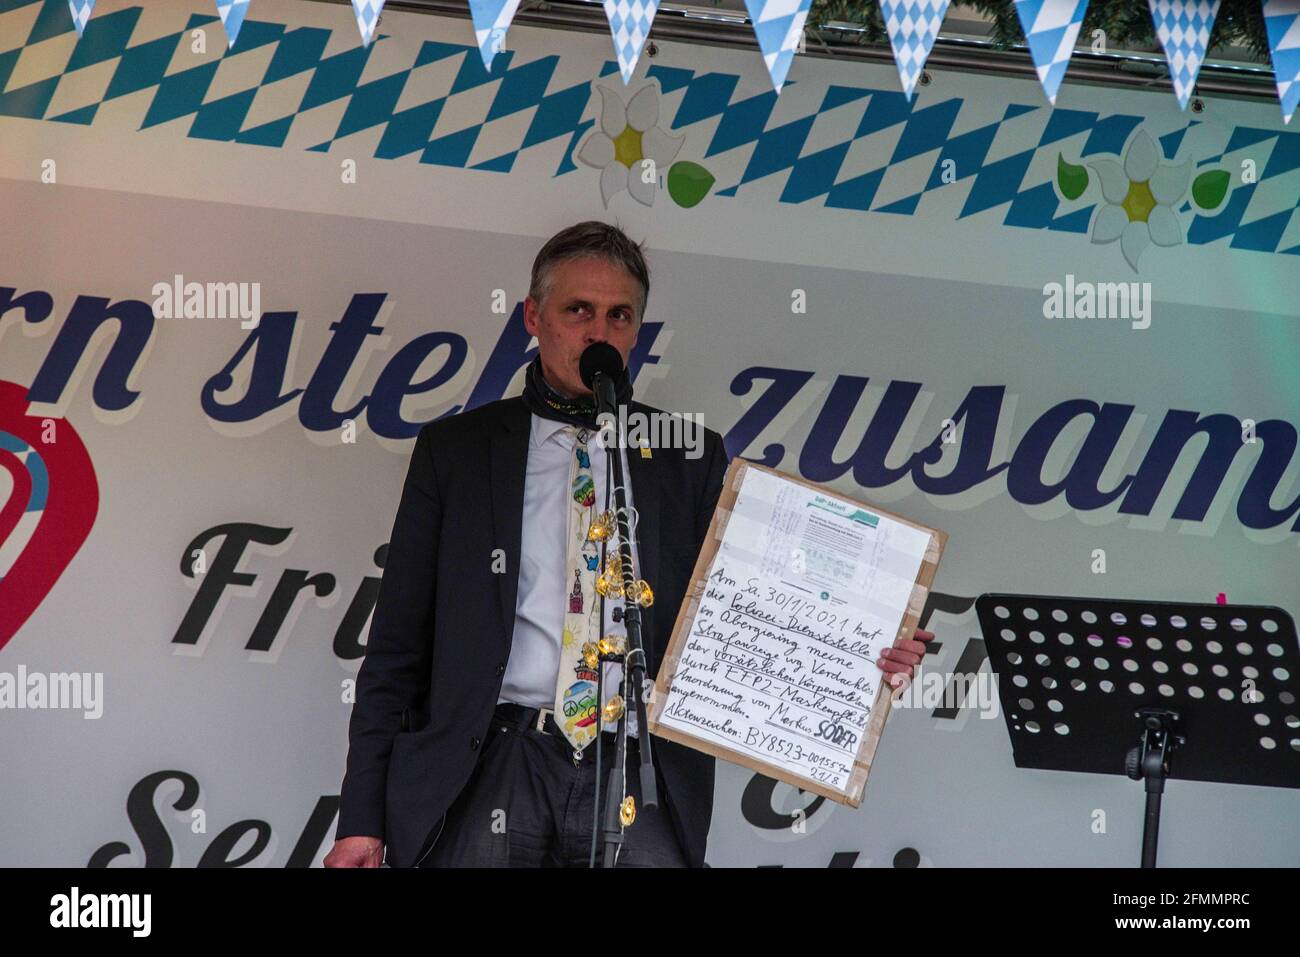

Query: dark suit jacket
336;395;730;867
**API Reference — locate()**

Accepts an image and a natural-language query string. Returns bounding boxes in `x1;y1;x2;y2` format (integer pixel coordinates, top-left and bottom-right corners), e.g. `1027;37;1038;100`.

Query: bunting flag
215;1;251;49
67;0;94;36
52;0;1295;119
880;0;951;99
1013;0;1090;104
603;0;661;83
469;0;522;70
1263;0;1300;122
744;0;813;92
1148;0;1221;109
350;0;385;47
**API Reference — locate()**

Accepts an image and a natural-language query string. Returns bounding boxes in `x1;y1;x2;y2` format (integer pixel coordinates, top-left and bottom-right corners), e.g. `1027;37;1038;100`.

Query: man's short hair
528;221;650;322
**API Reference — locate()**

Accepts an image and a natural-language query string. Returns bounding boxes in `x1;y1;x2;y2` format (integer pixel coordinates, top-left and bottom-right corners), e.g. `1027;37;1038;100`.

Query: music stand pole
1126;706;1183;868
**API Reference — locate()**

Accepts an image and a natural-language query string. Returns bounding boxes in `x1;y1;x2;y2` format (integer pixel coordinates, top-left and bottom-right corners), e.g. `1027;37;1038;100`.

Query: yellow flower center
612;126;644;168
1121;180;1156;223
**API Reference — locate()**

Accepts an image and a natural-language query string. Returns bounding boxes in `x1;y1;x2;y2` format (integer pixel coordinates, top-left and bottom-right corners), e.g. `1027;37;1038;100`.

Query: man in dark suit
325;221;930;867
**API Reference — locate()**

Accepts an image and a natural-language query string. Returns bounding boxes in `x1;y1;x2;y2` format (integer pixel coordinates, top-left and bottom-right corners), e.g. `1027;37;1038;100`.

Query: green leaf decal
1056;153;1088;201
1192;169;1229;210
667;161;715;208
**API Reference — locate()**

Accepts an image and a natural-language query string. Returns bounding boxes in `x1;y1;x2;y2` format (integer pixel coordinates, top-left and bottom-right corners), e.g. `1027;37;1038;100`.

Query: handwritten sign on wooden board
648;459;946;806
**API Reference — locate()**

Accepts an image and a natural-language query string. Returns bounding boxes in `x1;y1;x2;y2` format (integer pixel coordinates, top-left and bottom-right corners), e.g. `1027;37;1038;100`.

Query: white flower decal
576;79;684;207
1087;129;1192;272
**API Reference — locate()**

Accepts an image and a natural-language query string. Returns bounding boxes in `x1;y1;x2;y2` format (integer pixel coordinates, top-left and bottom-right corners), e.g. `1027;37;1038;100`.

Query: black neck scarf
521;354;633;429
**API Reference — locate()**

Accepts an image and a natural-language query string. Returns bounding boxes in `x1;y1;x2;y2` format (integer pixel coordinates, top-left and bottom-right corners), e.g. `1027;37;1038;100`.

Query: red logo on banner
0;380;98;651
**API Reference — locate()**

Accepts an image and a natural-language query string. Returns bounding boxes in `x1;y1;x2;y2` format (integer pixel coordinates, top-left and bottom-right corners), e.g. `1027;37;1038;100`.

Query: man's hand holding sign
879;630;936;697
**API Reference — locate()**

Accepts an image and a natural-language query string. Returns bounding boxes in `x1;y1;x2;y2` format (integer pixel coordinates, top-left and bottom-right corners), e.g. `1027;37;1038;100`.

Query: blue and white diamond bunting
1013;0;1090;104
351;0;385;48
1263;0;1300;123
215;1;250;49
604;0;661;84
881;0;951;99
469;0;522;70
67;0;95;36
58;0;1300;122
744;0;813;92
1148;0;1220;109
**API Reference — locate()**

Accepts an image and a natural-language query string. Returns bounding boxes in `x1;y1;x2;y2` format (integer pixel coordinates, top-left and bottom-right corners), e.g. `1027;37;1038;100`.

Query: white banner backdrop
0;0;1297;866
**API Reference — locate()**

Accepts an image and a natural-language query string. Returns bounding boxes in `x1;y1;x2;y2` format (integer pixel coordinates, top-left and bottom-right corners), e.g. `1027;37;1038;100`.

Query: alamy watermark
596;408;705;460
1042;274;1151;330
152;274;261;328
0;666;103;719
50;887;150;936
890;668;1000;719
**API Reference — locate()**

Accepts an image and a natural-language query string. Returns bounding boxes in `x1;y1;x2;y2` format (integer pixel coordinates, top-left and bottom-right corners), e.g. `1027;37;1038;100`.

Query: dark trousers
416;703;688;867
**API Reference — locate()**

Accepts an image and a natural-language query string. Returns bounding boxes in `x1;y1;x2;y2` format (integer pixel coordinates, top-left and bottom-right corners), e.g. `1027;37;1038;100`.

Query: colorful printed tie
553;426;602;752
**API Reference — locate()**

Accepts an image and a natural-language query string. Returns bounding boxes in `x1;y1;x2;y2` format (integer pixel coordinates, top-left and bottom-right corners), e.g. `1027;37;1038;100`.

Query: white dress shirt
497;413;641;735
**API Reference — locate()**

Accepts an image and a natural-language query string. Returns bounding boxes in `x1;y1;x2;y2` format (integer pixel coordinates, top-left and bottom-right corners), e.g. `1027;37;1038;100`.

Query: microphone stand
590;370;658;869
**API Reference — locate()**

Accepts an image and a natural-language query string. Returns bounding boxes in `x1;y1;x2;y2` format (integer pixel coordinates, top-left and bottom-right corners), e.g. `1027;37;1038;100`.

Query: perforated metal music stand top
976;594;1300;789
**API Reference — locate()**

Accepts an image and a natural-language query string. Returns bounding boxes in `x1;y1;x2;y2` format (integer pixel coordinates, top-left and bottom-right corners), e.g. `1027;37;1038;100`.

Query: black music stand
975;594;1299;867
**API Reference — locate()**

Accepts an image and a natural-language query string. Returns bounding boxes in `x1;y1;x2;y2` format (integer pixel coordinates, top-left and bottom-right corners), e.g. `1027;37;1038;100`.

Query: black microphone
579;342;623;416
